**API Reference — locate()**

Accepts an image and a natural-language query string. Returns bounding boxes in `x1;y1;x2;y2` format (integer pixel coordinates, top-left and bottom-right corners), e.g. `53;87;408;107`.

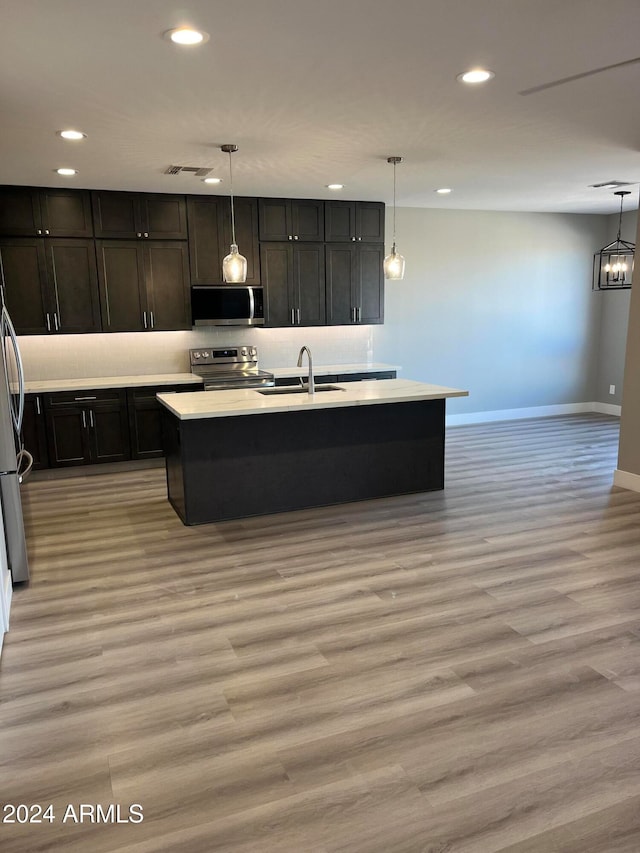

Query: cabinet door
0;239;49;334
89;398;130;463
324;201;356;242
46;407;90;467
293;244;325;326
0;187;41;236
21;395;49;470
40;190;93;237
141;194;187;239
127;386;185;459
221;197;261;285
186;196;225;284
357;243;384;324
325;243;356;325
291;200;324;241
91;191;140;238
260;243;294;326
258;199;291;241
44;239;102;333
144;242;190;330
356;202;385;243
96;241;147;331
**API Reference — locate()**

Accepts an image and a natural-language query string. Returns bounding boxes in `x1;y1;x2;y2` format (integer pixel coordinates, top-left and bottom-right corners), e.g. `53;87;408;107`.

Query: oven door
191;286;265;327
203;376;275;391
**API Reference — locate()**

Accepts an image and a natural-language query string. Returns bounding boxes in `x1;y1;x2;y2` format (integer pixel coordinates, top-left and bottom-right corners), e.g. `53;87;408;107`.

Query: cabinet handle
296;308;301;324
89;409;94;429
143;311;148;329
35;397;41;416
53;313;59;331
75;396;97;401
37;229;42;236
288;235;293;241
46;313;51;332
143;232;149;238
351;236;356;242
45;230;50;235
137;232;142;238
150;311;155;329
358;236;362;241
294;235;299;240
290;308;295;325
351;307;356;323
81;410;86;429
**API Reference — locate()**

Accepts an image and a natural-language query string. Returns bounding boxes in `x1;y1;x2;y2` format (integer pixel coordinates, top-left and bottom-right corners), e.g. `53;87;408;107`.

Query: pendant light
593;190;635;290
221;144;248;283
383;156;405;280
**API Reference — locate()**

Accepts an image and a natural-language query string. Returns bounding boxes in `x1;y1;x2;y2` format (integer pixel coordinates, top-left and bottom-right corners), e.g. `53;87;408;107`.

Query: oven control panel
190;346;258;367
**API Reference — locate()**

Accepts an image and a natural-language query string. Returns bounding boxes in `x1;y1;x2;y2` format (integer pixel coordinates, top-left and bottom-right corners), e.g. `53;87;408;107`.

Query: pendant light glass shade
221;144;247;283
384;156;405;280
383;245;405;280
223;244;248;283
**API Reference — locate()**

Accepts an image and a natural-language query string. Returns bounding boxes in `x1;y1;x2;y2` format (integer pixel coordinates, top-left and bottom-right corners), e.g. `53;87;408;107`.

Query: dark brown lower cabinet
127;385;194;459
44;389;130;467
21;394;49;470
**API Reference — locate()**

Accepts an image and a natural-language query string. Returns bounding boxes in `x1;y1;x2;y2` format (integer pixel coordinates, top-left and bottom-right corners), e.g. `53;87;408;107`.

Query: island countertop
157;378;468;421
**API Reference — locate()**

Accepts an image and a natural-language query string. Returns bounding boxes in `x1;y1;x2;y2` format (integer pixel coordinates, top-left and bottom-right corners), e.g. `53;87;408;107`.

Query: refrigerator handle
1;306;24;434
17;448;33;484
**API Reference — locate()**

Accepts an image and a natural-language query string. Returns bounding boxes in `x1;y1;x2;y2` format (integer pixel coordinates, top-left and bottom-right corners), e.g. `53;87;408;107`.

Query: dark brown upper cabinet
91;191;187;239
325;242;384;326
96;240;190;332
187;195;260;285
324;201;385;243
260;243;325;327
0;237;101;335
0;186;93;238
258;198;324;242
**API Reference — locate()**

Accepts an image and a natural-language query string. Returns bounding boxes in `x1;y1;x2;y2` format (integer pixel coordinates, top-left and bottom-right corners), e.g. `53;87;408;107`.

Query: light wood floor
2;413;640;852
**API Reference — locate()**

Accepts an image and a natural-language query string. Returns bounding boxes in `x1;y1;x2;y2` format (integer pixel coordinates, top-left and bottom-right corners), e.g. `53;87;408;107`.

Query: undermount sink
257;384;345;396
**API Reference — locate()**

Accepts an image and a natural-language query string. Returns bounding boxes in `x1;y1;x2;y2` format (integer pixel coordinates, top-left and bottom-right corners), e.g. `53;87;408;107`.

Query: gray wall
618;210;640;477
374;207;608;415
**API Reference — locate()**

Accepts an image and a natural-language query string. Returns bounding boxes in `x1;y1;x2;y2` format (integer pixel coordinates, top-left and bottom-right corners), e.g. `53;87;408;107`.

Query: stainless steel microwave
191;286;265;327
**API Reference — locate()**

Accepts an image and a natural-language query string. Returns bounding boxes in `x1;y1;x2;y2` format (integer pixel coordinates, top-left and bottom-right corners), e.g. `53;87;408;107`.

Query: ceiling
2;0;640;214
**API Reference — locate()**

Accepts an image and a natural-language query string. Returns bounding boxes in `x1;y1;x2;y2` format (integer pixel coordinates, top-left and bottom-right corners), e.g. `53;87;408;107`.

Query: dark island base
163;399;445;525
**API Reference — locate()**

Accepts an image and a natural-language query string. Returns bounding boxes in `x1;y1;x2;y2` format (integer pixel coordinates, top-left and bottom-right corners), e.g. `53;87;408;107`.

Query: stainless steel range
189;345;275;391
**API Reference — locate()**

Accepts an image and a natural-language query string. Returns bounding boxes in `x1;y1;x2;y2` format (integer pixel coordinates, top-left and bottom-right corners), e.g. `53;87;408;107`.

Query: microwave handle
248;287;255;321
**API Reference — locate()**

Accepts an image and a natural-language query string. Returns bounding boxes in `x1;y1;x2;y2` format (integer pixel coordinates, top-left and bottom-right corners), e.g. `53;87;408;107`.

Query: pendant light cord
228;150;237;246
616;192;623;242
392;159;397;250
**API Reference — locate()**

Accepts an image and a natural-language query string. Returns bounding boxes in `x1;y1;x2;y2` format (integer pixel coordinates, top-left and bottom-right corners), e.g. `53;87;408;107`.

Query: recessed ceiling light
164;27;209;45
55;168;78;176
436;188;452;194
457;68;495;84
326;184;344;190
57;130;86;141
203;177;222;184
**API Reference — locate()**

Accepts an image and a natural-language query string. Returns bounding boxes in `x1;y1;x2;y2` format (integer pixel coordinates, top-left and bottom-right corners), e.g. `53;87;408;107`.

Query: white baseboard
613;469;640;493
592;402;622;416
446;402;600;426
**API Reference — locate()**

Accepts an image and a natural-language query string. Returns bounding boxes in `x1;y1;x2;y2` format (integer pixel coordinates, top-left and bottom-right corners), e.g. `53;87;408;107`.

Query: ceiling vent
164;165;212;177
589;180;633;189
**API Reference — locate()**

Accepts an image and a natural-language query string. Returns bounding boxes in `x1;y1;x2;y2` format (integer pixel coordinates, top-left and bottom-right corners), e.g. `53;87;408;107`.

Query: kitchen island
158;379;468;525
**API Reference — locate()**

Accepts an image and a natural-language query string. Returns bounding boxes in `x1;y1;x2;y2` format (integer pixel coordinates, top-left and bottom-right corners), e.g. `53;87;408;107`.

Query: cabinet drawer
44;389;124;407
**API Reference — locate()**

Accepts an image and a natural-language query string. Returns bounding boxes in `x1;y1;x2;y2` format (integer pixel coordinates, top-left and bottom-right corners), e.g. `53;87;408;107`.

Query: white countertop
22;363;398;394
157;378;468;421
267;362;399;379
24;373;202;394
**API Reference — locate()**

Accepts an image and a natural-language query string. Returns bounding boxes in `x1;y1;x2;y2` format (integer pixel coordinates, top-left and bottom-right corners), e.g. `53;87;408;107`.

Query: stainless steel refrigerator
0;299;32;583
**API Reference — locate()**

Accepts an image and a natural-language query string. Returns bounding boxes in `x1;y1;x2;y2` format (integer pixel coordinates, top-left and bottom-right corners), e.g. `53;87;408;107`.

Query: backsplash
18;326;375;380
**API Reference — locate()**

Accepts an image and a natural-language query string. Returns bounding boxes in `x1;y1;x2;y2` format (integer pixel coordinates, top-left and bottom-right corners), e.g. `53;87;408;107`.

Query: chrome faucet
297;346;314;395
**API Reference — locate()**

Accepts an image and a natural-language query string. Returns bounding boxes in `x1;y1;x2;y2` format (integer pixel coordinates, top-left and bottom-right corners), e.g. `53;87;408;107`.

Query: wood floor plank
2;413;640;851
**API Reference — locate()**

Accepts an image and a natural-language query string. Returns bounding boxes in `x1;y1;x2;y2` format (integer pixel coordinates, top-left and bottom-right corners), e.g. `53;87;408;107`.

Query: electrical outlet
609;384;616;395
